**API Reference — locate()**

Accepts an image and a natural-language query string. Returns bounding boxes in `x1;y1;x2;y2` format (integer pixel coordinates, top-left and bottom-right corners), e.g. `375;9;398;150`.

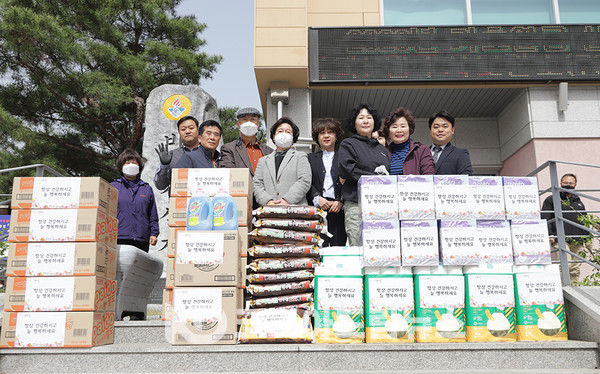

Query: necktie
433;147;442;163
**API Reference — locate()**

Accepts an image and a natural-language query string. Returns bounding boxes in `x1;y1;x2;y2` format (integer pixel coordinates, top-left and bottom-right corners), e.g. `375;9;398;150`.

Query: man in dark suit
307;118;347;247
428;110;473;175
219;107;273;176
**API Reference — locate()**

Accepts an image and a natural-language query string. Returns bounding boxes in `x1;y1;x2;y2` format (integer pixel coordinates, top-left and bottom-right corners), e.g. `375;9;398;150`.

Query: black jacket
541;193;588;242
175;144;221;169
434;142;472;175
307;151;343;204
337;135;390;203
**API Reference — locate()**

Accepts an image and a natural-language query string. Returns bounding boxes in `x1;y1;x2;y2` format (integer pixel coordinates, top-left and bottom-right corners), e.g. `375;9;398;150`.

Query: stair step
1;340;597;373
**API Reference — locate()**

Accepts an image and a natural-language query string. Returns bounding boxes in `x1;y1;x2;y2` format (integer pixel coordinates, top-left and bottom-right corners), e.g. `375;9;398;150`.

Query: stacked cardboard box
2;177;118;348
164;168;252;345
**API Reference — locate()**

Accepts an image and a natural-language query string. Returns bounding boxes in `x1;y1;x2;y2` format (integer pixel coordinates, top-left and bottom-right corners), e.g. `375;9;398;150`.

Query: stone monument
140;84;219;267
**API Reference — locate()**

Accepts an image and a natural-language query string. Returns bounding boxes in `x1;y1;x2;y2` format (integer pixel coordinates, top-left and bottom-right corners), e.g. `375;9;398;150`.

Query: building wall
254;0;382;115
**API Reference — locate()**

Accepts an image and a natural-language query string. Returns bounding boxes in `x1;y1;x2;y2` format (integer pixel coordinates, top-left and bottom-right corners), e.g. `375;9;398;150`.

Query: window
558;0;600;23
471;0;554;24
383;0;467;26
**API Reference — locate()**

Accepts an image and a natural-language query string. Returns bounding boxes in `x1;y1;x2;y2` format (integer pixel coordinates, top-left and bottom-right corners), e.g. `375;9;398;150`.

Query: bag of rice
248;244;320;258
247;269;315;284
247;280;314;297
248;293;314;309
250;228;322;245
247;258;319;273
238;307;315;344
252;205;325;220
253;218;324;233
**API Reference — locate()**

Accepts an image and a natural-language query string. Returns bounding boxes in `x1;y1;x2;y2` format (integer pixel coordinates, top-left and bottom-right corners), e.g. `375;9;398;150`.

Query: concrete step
114;320;169;344
0;340;597;373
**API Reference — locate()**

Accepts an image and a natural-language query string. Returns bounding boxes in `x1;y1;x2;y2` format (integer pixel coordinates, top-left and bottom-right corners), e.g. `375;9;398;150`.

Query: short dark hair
177;115;199;129
428;110;455;129
199;120;222;136
561;173;577;183
116;148;143;175
270;117;300;143
346;103;381;134
311;118;344;147
383;107;415;140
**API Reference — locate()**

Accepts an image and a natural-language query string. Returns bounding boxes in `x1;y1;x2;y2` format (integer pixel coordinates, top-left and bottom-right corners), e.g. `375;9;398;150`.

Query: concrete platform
0;340;597;373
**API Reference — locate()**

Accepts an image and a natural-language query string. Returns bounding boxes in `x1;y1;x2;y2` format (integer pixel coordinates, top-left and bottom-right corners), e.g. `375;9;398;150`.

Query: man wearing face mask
220;107;273;175
541;173;588;282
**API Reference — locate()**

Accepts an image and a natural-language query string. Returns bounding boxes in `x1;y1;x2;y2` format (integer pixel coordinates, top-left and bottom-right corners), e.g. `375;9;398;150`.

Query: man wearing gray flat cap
220;107;273;177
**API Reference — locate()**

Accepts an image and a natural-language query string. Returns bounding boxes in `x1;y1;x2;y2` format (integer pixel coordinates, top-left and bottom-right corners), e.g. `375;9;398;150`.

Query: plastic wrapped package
439;220;479;265
400;220;439;266
250;228;322;245
247;293;314;309
477;220;513;264
464;264;516;342
469;177;506;220
358;175;399;220
434;175;472;219
361;220;401;267
252;205;325;220
247;258;319;273
247;269;314;284
503;177;541;220
253;218;324;233
248;244;320;258
247;280;314;297
397;175;435;220
413;266;466;343
510;220;552;265
513;264;567;341
238;307;315;344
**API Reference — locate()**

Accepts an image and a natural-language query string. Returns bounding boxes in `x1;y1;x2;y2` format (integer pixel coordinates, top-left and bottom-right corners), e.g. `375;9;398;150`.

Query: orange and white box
168;196;251;227
6;242;116;279
167;227;186;257
170;168;252;197
166;257;175;290
0;311;114;348
171;287;238;345
8;209;118;246
4;276;116;312
11;177;118;217
168;226;247;258
162;289;173;321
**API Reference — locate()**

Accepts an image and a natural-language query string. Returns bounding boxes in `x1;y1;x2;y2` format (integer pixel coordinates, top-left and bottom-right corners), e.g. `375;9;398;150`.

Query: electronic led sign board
308;25;600;83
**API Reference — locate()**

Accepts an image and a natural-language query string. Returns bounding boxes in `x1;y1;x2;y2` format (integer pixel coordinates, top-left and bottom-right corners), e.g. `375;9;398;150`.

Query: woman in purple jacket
383;107;435;175
111;148;159;252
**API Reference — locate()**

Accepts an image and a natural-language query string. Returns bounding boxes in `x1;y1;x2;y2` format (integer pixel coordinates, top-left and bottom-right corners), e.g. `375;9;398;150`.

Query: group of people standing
109;103;474;252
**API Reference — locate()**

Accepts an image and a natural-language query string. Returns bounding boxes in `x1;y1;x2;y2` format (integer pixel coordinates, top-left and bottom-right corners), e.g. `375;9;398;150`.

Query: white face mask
239;121;259;137
274;132;294;149
122;163;140;177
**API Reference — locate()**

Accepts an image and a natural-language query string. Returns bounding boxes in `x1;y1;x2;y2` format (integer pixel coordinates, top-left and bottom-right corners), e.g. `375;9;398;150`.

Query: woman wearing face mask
111;148;159;252
338;103;390;246
253;117;311;206
383;107;435;176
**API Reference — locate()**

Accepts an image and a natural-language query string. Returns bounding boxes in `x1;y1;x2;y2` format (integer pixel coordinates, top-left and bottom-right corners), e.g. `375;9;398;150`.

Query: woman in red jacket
383;107;435;176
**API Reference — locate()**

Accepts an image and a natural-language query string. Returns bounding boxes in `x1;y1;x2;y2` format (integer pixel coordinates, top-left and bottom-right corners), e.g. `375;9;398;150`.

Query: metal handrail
0;164;64;177
527;160;600;286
